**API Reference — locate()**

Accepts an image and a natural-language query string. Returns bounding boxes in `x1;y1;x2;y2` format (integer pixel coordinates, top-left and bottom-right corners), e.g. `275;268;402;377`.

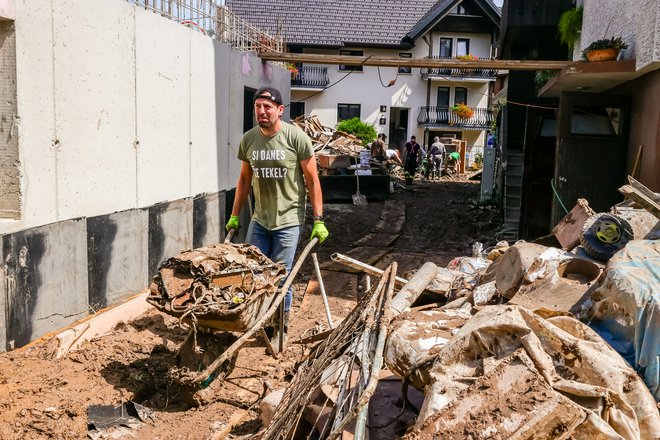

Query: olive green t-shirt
238;122;314;230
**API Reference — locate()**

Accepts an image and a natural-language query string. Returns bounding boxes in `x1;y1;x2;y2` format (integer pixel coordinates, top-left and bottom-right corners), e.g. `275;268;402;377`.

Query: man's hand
226;215;240;231
311;220;329;243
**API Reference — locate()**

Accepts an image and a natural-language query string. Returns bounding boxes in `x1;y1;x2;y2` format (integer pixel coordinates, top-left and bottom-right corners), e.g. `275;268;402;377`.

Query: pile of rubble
257;177;660;439
147;243;286;332
291;115;364;156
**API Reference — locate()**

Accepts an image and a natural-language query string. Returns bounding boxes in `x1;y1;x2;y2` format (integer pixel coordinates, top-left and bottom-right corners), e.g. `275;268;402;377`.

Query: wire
550;177;569;214
377;66;400;87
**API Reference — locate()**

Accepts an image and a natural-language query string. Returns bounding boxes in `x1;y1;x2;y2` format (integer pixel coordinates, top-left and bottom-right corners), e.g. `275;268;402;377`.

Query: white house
226;0;501;157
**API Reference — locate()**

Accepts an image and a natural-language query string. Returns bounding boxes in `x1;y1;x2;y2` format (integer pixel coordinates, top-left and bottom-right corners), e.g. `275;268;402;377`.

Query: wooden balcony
417;106;494;130
420;57;498;80
291;66;329;89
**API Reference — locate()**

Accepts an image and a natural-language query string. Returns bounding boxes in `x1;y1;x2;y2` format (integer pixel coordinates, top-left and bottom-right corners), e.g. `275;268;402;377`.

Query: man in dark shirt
403;135;421;178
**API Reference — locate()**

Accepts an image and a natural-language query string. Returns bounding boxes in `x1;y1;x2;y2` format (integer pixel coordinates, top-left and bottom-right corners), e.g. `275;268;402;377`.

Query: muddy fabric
586;240;660;400
408;305;660;440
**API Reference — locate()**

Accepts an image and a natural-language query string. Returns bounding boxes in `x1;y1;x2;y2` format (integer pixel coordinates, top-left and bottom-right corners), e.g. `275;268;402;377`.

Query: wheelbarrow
147;230;318;402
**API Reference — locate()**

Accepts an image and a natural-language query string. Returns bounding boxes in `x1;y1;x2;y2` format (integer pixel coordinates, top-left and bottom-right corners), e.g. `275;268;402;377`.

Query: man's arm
300;156;323;217
231;161;254;217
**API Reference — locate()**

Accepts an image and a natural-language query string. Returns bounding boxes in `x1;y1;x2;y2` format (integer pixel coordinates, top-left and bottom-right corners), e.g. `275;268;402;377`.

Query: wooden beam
257;52;572;70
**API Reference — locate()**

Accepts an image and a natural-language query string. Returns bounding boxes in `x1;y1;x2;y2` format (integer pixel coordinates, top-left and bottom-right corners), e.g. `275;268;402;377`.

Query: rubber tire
580;213;633;262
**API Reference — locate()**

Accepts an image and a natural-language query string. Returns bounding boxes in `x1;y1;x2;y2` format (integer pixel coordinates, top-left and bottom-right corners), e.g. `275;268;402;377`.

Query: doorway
552;92;630;225
389;107;409;153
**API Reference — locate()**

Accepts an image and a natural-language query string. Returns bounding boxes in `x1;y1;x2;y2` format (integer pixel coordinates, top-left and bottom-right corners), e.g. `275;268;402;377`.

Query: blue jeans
246;220;302;312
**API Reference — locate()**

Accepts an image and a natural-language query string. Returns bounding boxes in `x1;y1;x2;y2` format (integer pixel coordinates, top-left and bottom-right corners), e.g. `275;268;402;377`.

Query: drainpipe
423;33;433;146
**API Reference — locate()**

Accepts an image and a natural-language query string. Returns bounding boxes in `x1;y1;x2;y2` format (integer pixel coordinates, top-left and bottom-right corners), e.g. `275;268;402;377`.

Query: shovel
352;171;368;206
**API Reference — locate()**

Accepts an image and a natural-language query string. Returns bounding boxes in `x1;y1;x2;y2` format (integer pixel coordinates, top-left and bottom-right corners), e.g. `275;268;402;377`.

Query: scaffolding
127;0;284;53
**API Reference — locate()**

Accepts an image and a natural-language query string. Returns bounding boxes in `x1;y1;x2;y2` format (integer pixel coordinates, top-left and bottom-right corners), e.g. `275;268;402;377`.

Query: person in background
428;136;446;179
225;86;328;344
370;133;387;162
403;135;422;180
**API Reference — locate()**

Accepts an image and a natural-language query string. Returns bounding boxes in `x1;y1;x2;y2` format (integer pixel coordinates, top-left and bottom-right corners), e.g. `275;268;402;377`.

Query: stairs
502;151;524;240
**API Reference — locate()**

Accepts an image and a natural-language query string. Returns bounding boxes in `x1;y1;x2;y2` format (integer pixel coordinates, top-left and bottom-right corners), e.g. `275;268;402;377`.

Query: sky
492;0;504;7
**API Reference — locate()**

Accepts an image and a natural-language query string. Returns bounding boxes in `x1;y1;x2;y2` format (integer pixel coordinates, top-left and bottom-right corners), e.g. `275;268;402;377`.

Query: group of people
371;134;460;180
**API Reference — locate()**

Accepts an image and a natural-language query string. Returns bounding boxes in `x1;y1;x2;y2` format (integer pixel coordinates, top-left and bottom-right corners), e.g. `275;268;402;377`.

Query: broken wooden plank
619;176;660;219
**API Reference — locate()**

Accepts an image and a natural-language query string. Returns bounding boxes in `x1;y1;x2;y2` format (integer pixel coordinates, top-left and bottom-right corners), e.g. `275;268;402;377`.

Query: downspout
422;33;433;147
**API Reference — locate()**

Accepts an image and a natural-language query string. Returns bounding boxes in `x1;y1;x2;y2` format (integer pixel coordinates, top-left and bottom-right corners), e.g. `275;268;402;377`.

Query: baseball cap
254;87;283;106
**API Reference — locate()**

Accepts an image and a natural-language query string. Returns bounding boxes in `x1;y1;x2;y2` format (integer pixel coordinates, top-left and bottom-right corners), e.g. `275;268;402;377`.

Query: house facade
227;0;501;159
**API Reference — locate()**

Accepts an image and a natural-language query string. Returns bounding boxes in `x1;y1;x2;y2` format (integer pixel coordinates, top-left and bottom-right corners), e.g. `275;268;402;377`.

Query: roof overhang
538;59;644;98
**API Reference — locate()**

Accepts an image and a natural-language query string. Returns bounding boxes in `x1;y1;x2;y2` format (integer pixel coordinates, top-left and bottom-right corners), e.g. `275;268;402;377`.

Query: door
552;92;630;225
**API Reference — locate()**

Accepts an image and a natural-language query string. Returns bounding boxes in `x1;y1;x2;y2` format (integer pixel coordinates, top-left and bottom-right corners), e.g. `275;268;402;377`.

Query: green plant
534;70;555;92
557;6;583;51
335;117;377;146
583;36;628;52
456;54;477;61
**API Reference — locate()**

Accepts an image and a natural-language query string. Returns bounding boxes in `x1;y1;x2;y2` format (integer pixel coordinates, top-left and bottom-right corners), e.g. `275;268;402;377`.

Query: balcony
417;106;494;130
291;66;329;89
420;57;498;81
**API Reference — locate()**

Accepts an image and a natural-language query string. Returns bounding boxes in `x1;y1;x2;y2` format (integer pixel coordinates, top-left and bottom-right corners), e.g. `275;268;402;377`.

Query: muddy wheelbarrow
147;231;318;401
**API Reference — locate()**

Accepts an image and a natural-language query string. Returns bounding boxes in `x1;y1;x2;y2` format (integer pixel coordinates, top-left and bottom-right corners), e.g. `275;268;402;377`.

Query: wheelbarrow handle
224;228;235;244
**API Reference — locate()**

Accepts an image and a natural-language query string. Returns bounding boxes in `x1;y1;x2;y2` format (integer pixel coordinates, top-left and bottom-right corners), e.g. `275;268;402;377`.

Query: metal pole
312;253;334;329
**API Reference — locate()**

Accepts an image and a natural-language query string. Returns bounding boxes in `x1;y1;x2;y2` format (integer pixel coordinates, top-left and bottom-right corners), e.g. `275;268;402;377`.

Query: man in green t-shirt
226;87;328;335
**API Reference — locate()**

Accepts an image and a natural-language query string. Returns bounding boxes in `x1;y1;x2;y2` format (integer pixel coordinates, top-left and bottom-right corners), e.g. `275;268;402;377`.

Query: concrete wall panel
190;35;230;194
53;0;137;219
193;191;225;248
87;209;149;311
135;9;191;207
2;218;88;350
148;198;193;277
13;0;58;230
0;236;6;350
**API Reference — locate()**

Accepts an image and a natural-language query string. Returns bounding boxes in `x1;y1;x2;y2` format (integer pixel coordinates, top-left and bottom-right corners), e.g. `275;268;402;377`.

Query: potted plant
557;6;583;53
451;103;474;119
582;36;628;62
286;62;299;79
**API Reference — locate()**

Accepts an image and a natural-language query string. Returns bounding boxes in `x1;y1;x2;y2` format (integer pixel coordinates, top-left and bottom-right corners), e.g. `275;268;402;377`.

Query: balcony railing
417;106;494;130
420;57;498;80
291;66;329;89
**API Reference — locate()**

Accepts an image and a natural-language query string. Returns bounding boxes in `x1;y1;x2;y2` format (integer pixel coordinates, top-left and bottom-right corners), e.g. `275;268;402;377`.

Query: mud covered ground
0;177;501;439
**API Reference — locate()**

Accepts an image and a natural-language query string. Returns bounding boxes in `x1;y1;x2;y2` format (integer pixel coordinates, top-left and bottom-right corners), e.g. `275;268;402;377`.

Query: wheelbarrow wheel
580;213;633;262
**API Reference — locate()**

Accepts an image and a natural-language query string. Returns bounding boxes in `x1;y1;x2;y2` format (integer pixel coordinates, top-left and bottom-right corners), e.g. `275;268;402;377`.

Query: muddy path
0;178;500;439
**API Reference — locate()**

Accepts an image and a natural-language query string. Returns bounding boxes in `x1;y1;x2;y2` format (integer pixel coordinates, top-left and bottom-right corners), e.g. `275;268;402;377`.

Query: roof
406;0;501;41
225;0;498;48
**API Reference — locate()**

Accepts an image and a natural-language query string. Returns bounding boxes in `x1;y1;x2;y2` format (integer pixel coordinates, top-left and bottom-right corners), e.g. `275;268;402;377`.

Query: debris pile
291;115;364;156
257;176;660;439
147;243;286;332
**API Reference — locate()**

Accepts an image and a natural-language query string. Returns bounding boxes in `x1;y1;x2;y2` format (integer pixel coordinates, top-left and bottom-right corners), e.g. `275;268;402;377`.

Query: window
437;87;450;108
454;87;468;105
398;52;412;74
439;38;452;58
337;103;361;121
570;106;621;136
290;102;305;120
456;5;468;14
456;38;470;57
339;50;363;72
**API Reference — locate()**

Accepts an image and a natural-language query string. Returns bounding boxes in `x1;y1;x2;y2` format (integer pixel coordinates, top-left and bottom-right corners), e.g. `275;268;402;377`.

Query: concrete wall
292;31;493;151
0;20;19;218
0;0;289;351
613;69;660;191
581;0;660;72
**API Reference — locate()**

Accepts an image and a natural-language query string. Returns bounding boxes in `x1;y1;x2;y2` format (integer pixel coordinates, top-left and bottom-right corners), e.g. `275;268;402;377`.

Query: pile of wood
291;115;364;156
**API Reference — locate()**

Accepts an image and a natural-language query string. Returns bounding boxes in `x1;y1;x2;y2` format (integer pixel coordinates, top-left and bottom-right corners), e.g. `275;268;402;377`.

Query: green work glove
225;215;240;231
311;220;329;243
